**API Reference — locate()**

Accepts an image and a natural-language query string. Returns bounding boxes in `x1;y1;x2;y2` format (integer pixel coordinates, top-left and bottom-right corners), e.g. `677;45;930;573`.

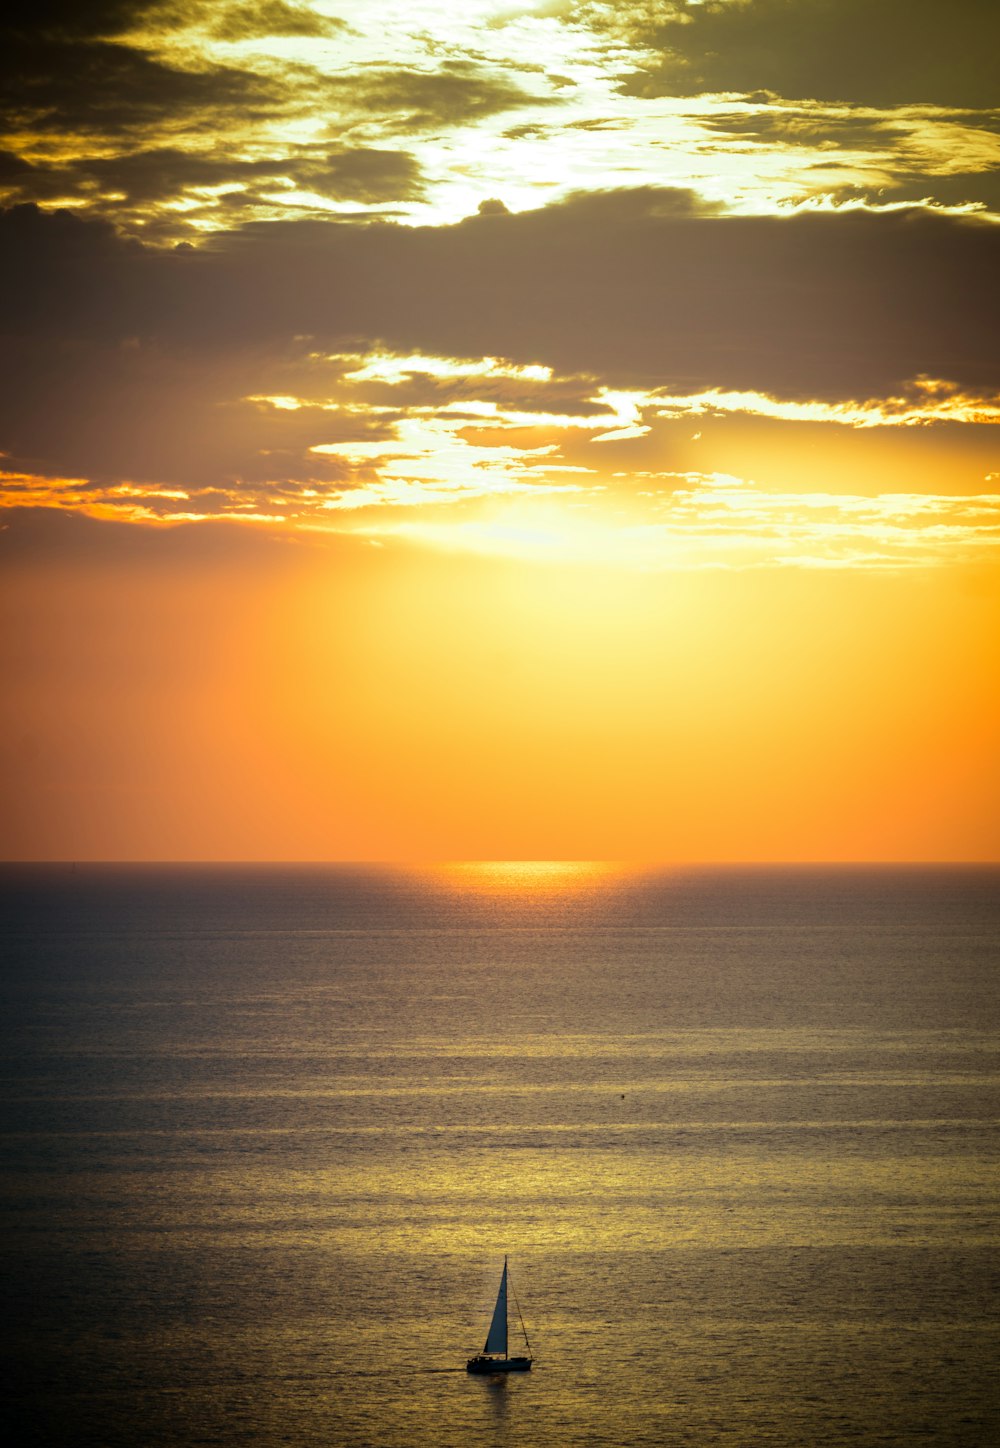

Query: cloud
4;0;996;241
354;474;1000;572
696;101;1000;215
325;62;553;131
609;0;1000;110
186;188;997;399
0;26;545;142
0;1;157;40
0;145;424;227
0;192;996;507
7;456;997;574
833;170;1000;217
652;379;1000;430
0;11;539;235
0;503;316;570
0;0;340;43
701;107;913;153
205;1;345;41
0;33;284;140
0;340;398;491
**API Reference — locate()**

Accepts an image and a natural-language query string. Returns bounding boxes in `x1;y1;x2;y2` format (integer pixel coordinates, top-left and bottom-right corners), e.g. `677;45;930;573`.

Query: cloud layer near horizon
4;194;998;426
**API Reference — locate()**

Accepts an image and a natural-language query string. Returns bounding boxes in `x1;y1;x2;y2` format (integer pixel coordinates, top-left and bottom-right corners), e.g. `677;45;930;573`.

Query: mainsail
482;1258;508;1355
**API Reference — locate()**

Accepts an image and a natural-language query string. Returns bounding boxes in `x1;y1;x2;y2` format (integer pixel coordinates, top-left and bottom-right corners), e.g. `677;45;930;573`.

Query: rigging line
508;1268;533;1356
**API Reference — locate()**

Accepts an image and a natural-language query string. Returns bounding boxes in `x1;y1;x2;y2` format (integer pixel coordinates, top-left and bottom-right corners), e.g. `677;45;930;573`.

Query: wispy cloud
654;378;1000;429
7;455;997;574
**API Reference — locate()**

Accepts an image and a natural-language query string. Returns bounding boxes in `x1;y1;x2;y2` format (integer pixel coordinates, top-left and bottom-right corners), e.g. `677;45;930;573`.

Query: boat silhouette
466;1256;533;1373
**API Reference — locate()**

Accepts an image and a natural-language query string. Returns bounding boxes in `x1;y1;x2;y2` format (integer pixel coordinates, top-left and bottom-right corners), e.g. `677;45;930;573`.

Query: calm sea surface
2;863;998;1447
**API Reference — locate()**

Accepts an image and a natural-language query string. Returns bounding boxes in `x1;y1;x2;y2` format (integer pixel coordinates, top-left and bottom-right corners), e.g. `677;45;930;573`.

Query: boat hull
466;1355;532;1374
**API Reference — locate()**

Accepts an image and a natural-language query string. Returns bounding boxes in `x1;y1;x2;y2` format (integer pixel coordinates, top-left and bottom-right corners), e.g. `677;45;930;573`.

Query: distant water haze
2;863;998;1446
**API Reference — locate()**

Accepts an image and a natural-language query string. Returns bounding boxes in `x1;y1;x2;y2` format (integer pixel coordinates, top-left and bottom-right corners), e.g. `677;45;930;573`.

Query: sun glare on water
441;860;615;889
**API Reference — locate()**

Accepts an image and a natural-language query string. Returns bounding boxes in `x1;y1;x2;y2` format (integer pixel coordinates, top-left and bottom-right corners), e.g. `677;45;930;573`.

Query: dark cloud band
4;190;995;391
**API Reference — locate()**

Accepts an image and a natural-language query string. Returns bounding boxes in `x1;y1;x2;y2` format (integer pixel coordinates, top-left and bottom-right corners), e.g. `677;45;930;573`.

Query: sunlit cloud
342;353;554;385
245;357;656;437
309;416;588;508
0;469;288;527
8;456;997;574
654;378;1000;429
351;474;1000;572
4;1;998;239
2;10;998;570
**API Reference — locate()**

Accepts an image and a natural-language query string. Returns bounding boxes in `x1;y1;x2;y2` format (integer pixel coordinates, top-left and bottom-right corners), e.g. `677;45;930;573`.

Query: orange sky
3;522;997;860
1;1;998;861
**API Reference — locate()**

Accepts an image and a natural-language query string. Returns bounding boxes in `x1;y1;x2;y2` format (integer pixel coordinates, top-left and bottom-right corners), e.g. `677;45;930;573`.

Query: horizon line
2;858;998;869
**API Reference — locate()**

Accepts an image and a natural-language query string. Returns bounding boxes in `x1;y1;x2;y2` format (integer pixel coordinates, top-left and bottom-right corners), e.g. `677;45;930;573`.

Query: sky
1;0;998;862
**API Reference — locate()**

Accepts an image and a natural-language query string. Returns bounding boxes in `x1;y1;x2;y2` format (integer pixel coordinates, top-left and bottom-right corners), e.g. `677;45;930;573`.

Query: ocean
2;862;998;1447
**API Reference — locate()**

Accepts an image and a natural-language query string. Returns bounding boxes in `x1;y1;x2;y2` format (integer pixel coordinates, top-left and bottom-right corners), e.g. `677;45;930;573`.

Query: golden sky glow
1;1;998;860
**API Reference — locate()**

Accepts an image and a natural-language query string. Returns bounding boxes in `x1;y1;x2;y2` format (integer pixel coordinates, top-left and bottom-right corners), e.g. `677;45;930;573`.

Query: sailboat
466;1256;533;1373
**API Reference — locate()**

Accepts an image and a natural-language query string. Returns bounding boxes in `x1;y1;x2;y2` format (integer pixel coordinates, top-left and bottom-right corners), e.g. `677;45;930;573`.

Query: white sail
482;1259;508;1355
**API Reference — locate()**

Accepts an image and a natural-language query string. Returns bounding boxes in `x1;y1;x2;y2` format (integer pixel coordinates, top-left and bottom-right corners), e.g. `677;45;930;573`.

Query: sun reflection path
431;860;623;895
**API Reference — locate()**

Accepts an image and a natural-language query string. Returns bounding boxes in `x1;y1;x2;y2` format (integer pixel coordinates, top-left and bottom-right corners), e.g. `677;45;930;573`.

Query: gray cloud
0;34;284;139
0;1;156;40
0;505;316;569
1;191;996;489
341;369;614;421
830;171;1000;215
696;104;1000;213
202;189;997;397
0;13;516;236
327;62;552;131
0;145;424;221
0;4;537;140
701;108;913;153
611;0;1000;109
308;148;424;203
206;1;345;41
0;339;396;489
